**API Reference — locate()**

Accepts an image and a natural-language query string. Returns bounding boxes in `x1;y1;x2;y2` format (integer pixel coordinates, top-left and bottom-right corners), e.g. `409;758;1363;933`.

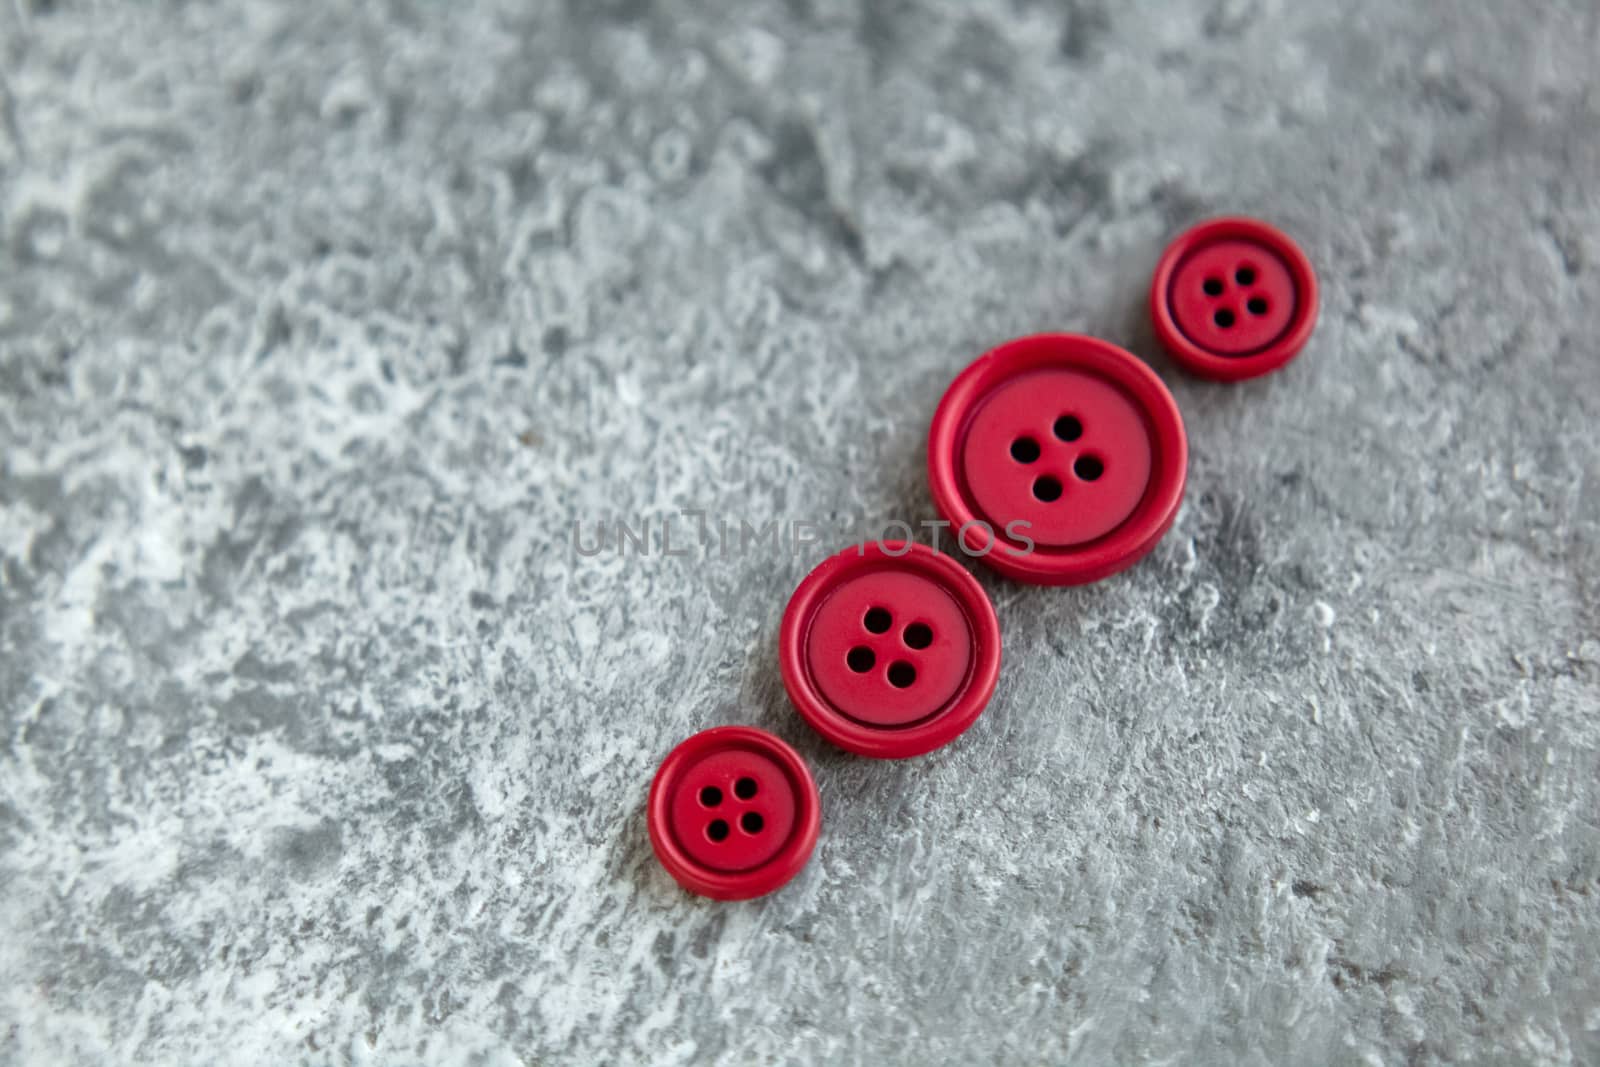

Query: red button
648;726;820;900
1150;216;1318;381
780;541;1000;758
927;333;1187;586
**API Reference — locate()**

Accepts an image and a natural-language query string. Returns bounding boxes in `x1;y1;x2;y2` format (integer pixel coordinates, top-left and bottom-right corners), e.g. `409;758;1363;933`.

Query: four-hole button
781;541;1001;758
649;726;820;900
1151;216;1319;381
928;333;1188;586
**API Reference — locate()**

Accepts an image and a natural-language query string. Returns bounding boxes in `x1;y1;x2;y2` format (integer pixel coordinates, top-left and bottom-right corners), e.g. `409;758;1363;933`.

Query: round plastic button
780;541;1000;758
928;333;1187;586
1150;216;1318;381
648;726;820;900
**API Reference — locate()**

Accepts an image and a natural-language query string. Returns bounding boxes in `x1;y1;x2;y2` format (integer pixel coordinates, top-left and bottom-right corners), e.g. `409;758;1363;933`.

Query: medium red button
648;726;820;900
1150;216;1318;381
927;333;1187;586
780;541;1000;758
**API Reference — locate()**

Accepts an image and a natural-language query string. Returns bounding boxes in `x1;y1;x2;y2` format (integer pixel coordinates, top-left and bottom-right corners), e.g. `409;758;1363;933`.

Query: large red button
647;726;820;900
1150;216;1318;381
927;333;1187;586
780;541;1000;758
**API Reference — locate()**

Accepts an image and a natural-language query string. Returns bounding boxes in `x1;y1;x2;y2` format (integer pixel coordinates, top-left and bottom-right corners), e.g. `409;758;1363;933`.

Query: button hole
1033;475;1063;502
1235;266;1256;285
1074;454;1104;481
1052;415;1083;441
863;607;892;634
733;776;758;800
903;622;933;649
1203;277;1225;296
1214;308;1236;328
887;661;916;688
1248;296;1270;316
699;786;723;807
1010;436;1041;463
846;646;875;673
707;819;730;842
740;811;764;834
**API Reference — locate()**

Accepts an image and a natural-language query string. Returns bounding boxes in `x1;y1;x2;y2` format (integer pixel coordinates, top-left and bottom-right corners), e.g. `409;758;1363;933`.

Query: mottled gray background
1;1;1598;1064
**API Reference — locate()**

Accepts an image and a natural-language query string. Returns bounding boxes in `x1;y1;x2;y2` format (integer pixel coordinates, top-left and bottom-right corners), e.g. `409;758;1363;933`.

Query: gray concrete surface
2;1;1599;1064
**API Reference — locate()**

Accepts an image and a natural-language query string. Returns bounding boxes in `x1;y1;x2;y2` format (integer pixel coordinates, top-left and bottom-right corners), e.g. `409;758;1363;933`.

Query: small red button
780;541;1000;758
648;726;820;900
1150;216;1318;381
927;333;1187;586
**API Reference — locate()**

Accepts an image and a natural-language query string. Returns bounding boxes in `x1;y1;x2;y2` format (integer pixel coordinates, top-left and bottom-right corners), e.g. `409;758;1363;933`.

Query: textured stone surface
2;1;1598;1064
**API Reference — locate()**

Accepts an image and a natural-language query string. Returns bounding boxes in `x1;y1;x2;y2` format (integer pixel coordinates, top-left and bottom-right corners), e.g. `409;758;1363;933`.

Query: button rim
1150;216;1319;381
647;726;820;900
780;541;1001;759
927;333;1188;586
